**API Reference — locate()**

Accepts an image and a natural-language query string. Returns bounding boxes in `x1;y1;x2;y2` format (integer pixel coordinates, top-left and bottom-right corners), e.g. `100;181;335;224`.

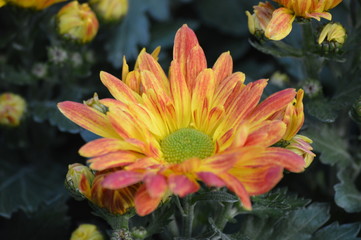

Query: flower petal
197;172;225;187
144;174;168;198
220;173;252;210
88;151;140;171
168;174;200;197
265;7;295;41
102;170;144;189
135;185;163;216
58;101;119;139
186;44;207;90
79;138;135;157
244;120;286;147
212;51;233;86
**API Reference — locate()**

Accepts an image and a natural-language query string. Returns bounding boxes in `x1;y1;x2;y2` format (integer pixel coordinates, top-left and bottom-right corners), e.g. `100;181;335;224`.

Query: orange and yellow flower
58;25;307;216
265;0;343;40
246;2;275;36
3;0;66;10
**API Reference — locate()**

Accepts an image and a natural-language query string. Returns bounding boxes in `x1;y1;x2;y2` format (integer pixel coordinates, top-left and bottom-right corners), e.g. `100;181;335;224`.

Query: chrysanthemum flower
58;25;306;216
246;2;275;37
265;0;343;40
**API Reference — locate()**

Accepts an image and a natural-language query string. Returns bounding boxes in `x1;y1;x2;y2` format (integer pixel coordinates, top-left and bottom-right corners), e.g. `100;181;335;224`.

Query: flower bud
70;224;104;240
90;0;128;22
245;2;274;39
56;1;99;43
131;227;147;240
84;93;108;114
4;0;65;10
302;79;322;99
48;46;68;65
270;71;289;87
286;135;315;168
65;163;94;200
0;0;6;7
31;63;48;79
317;23;346;54
0;93;26;127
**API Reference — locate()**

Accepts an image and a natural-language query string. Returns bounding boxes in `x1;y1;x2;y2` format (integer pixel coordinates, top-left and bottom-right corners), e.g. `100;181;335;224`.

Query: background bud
0;93;26;127
70;224;104;240
65;163;94;200
4;0;65;10
90;0;128;22
56;1;99;43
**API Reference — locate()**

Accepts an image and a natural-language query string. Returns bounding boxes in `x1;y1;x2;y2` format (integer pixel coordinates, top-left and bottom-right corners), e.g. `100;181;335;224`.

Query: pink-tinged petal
137;52;170;93
305;11;331;21
88;151;141;171
236;147;305;173
213;72;245;107
229;166;283;195
169;60;191;129
173;24;199;79
186;44;207;90
58;101;119;139
220;173;252;210
144;174;168;198
135;185;162;216
197;172;225;187
244;120;286;147
99;71;141;103
212;51;233;87
125;157;163;171
247;88;296;123
265;7;295;41
168;174;200;197
102;170;144;190
79;138;131;157
201;152;239;173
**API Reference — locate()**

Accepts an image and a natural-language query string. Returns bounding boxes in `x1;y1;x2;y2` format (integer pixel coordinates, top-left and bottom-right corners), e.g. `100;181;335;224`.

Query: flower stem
179;195;195;238
214;202;233;230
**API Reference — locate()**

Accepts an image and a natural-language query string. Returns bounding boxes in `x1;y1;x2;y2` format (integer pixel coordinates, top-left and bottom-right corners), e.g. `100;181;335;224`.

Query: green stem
179;196;195;238
214;202;233;230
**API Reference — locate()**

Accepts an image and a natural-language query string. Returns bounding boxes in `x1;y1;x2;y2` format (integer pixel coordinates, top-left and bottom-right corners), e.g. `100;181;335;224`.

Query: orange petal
265;7;295;41
79;138;130;157
137;52;170;93
220;173;252;210
212;51;233;87
230;165;283;195
88;151;140;171
197;172;225;187
58;101;119;139
168;174;200;197
102;170;144;190
135;185;162;216
213;72;245;107
201;152;240;173
144;173;168;198
186;44;207;90
305;11;331;21
100;71;141;104
244;120;286;147
247;88;296;123
169;60;191;129
173;24;199;80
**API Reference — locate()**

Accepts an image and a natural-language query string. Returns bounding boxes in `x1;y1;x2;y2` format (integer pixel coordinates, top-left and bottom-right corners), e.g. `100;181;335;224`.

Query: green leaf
191;191;239;205
312;222;361;240
249;40;303;58
31;101;80;134
303;125;352;167
238;203;330;240
1;196;70;240
334;166;361;213
0;162;67;218
195;0;250;36
105;0;153;68
305;98;338;123
0;64;35;86
251;188;310;217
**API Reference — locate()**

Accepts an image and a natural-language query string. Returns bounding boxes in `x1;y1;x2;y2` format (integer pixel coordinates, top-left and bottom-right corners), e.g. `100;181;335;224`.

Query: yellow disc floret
160;128;214;164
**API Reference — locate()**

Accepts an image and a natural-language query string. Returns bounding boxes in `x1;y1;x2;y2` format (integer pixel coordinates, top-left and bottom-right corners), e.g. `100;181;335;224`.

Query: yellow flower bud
246;2;274;37
286;135;315;168
90;0;128;22
70;224;104;240
0;93;26;127
4;0;65;10
83;93;108;114
318;22;346;45
56;1;99;43
65;163;94;200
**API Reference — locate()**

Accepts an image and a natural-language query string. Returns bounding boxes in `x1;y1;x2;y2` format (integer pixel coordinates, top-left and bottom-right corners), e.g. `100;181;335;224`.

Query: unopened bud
70;224;104;240
90;0;128;22
131;227;147;240
4;0;65;10
245;2;274;41
65;163;94;200
0;93;26;127
317;23;346;54
84;93;108;114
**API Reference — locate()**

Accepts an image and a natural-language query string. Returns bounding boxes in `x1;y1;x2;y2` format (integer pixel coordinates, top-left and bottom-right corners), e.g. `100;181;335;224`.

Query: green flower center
160;128;214;164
